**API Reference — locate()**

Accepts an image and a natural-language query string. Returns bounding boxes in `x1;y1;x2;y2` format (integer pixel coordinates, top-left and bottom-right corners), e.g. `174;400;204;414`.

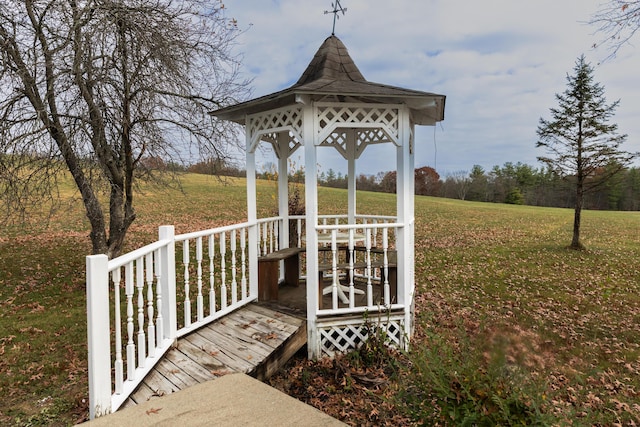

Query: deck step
122;303;306;408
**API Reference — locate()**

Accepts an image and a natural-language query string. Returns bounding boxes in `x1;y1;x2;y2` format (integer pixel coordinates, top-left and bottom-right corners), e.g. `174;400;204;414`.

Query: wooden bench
257;247;303;301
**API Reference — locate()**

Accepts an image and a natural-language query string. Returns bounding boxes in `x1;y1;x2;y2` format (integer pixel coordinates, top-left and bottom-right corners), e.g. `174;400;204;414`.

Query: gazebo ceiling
211;35;446;126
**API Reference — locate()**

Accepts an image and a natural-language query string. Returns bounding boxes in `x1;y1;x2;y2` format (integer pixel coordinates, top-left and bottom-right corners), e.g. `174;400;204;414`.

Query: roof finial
324;1;347;35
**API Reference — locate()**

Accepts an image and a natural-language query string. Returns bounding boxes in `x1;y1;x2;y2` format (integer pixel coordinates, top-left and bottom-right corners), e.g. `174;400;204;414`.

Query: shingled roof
295;35;366;84
211;35;445;125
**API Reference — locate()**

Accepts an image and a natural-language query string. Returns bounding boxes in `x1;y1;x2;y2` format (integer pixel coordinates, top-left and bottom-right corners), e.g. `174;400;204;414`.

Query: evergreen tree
467;165;488;202
536;55;636;249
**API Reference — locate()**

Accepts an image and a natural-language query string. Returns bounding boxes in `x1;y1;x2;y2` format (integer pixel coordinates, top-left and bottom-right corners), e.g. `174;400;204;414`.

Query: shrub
397;324;551;426
505;188;525;205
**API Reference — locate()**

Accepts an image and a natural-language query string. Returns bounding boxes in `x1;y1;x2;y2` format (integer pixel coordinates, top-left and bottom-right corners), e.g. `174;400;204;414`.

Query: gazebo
211;35;445;358
84;33;446;418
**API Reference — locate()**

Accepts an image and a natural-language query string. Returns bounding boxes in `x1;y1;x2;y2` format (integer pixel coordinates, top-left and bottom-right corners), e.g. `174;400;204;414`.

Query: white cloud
223;0;640;175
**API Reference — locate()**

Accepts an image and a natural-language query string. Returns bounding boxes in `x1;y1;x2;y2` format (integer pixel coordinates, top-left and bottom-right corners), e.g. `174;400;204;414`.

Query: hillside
1;174;639;425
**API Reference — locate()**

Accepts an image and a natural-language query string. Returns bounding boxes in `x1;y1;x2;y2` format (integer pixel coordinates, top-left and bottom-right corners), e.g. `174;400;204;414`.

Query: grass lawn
1;173;639;425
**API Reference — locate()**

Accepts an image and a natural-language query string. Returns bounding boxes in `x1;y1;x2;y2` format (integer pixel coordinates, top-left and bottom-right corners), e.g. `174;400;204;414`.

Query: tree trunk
571;183;585;250
106;183;135;259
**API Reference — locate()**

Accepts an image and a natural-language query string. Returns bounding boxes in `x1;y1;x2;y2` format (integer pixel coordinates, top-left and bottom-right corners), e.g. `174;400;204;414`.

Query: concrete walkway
85;373;346;426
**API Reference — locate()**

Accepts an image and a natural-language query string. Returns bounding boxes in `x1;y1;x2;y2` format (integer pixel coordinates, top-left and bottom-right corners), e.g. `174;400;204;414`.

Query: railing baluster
208;234;216;314
146;253;155;358
196;237;204;321
365;229;373;307
383;228;390;306
240;227;247;300
297;218;302;247
348;229;355;308
331;230;338;310
231;229;237;305
154;250;163;349
256;221;262;256
183;241;191;327
274;220;279;251
373;219;379;247
262;222;267;255
220;232;227;309
112;268;123;394
269;221;274;253
136;257;146;368
125;263;135;380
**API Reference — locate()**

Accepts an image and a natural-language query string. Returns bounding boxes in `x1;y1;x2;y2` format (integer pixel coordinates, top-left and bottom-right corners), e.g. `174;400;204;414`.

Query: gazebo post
277;132;289;249
406;121;417;343
347;129;357;224
303;104;320;358
396;106;412;304
396;107;413;346
246;132;259;298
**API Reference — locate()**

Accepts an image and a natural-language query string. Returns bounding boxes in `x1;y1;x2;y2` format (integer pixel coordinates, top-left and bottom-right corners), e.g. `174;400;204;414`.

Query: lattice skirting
316;312;407;358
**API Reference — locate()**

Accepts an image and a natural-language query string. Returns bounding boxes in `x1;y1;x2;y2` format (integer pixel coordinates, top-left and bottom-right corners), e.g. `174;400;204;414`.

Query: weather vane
324;1;347;35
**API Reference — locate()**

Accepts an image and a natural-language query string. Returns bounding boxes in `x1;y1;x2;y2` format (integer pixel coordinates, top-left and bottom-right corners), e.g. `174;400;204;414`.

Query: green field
1;174;639;425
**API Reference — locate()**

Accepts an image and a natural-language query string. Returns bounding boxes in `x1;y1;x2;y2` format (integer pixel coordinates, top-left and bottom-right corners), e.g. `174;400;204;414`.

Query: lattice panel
318;318;405;358
319;131;348;157
247;106;303;155
262;131;303;159
316;104;400;146
318;127;398;161
358;128;392;145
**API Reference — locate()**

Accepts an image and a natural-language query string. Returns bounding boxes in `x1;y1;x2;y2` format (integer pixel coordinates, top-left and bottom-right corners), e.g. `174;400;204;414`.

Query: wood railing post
159;226;177;343
86;254;112;419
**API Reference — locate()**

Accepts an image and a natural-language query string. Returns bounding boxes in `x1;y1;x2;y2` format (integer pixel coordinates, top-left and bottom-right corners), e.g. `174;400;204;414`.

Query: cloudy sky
221;0;639;177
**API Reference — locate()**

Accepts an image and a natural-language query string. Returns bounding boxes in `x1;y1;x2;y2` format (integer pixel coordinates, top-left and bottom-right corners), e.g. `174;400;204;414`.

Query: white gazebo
211;35;445;358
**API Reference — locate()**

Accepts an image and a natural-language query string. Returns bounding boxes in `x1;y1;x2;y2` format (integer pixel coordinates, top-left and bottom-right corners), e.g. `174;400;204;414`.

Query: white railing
86;214;408;418
86;228;176;420
314;222;402;315
173;222;262;337
289;214;403;313
305;215;412;358
86;219;286;419
257;217;281;256
289;213;397;249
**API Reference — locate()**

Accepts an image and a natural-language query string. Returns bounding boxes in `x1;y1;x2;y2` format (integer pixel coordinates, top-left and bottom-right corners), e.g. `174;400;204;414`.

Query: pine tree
536;55;636;250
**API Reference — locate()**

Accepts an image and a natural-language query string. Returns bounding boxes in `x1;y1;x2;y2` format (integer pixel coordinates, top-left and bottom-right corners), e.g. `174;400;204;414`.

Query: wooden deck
121;302;306;408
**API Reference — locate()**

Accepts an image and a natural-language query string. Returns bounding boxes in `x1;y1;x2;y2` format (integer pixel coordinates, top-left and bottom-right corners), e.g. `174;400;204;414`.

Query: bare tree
446;171;471;200
590;1;640;59
0;0;250;257
537;55;636;250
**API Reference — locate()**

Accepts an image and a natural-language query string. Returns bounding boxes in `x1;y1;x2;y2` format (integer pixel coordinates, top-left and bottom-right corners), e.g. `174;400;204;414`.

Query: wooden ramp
121;303;306;408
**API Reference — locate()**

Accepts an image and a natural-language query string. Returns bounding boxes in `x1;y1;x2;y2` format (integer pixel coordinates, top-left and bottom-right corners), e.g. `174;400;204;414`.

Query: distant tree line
309;162;640;211
442;162;640;211
151;157;640;211
140;156;247;177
